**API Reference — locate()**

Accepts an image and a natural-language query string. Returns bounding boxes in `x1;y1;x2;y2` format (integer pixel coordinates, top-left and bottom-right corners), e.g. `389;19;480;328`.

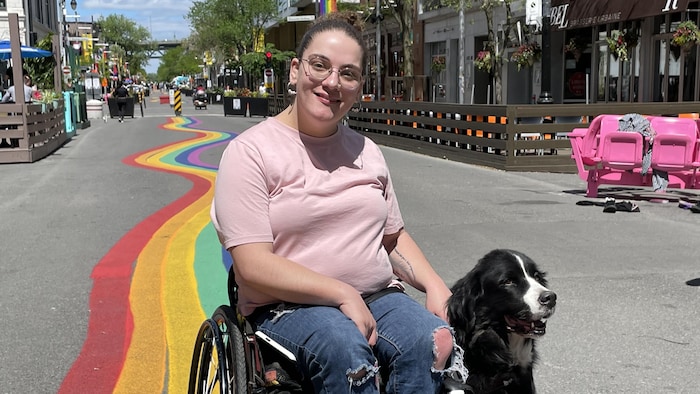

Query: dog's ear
447;271;482;343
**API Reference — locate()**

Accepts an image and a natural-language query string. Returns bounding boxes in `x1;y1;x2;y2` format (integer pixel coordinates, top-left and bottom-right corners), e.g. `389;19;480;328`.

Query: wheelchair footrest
264;362;303;393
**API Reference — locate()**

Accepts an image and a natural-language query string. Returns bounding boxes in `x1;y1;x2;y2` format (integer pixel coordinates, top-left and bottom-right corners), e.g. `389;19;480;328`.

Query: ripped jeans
252;292;463;393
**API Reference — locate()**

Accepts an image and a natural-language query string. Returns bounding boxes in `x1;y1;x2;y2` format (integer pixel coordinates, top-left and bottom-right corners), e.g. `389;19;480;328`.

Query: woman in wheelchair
210;11;467;393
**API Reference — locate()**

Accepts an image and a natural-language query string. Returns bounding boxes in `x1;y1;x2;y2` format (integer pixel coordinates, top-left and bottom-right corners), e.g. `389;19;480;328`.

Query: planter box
224;96;268;117
208;93;223;104
223;96;246;116
247;97;268;117
107;97;135;118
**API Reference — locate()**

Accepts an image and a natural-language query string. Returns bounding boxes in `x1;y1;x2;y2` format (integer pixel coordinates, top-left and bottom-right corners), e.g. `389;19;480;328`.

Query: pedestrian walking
112;81;129;123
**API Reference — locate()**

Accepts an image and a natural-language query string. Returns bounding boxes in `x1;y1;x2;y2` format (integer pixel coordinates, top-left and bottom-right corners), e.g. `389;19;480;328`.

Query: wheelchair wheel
188;313;246;394
212;305;248;393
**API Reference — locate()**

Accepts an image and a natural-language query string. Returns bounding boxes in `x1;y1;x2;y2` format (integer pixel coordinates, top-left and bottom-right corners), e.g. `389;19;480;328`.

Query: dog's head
448;249;556;341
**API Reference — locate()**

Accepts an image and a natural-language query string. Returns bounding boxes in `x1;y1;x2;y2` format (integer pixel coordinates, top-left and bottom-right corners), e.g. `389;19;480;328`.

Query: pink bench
568;114;700;197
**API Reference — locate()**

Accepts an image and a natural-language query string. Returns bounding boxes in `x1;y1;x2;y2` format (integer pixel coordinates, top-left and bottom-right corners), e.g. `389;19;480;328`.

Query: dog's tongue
505;316;546;337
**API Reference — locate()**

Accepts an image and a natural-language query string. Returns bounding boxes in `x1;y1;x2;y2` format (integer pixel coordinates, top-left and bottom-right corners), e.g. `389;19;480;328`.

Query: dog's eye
500;279;515;286
533;272;543;282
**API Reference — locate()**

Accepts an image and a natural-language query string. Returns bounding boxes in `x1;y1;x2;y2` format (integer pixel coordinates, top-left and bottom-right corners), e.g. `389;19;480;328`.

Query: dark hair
296;11;368;72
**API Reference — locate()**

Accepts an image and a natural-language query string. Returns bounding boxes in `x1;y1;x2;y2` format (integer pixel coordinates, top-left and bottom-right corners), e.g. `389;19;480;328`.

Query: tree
239;44;295;85
156;45;201;82
95;14;152;77
442;0;518;104
187;0;277;64
382;0;417;100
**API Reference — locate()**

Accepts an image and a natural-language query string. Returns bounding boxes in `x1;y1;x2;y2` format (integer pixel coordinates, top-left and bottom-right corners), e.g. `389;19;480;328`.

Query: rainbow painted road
59;116;237;393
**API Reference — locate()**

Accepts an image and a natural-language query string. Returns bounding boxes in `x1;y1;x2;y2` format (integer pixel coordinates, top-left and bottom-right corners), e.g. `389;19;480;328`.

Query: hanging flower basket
564;36;587;62
672;20;700;52
510;42;541;71
431;55;446;73
474;50;492;73
606;29;638;62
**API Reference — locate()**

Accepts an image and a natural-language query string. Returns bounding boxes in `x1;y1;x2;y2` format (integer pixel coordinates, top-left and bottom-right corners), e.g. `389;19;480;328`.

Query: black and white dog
447;249;556;394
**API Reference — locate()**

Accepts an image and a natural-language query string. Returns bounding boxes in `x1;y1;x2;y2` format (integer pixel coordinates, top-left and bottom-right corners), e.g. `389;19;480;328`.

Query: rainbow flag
319;0;337;15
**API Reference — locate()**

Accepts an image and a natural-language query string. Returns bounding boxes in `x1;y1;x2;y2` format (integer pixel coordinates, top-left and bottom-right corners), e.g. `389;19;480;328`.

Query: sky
76;0;195;74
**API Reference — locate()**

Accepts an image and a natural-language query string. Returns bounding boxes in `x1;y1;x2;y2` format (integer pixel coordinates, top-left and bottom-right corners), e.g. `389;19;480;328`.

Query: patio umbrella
0;40;52;60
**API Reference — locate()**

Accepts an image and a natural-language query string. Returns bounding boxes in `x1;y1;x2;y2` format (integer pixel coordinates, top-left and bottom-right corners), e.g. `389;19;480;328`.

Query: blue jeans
253;292;454;393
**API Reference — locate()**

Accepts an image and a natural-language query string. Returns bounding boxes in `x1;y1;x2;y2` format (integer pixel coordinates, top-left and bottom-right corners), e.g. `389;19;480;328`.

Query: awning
550;0;691;30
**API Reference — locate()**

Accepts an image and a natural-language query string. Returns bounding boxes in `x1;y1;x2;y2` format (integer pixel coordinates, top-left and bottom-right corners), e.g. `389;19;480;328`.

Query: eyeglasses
300;57;363;90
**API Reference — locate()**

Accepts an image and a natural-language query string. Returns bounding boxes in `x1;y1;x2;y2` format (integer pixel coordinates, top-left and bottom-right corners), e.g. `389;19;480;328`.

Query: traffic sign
287;15;315;22
264;68;274;89
62;66;71;75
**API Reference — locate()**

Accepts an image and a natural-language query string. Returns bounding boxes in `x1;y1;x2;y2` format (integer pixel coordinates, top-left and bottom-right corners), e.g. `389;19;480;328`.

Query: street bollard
174;89;182;116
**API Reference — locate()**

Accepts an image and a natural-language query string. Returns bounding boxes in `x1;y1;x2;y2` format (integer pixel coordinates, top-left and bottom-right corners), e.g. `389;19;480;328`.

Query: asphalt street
0;95;698;393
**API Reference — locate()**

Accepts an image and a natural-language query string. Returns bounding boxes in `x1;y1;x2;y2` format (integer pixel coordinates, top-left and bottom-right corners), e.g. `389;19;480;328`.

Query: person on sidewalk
0;73;34;148
112;81;129;123
210;11;466;393
1;74;34;104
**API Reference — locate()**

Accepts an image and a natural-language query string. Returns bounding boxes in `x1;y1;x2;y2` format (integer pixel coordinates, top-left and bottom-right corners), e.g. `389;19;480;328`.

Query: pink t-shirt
211;117;404;315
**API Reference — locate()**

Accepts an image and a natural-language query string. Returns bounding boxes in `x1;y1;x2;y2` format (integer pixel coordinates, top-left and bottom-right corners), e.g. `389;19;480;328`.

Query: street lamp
61;0;80;89
537;0;553;104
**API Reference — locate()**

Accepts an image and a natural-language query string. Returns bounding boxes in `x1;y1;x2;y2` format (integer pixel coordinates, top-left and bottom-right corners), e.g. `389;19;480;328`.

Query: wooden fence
344;101;700;173
0;101;68;164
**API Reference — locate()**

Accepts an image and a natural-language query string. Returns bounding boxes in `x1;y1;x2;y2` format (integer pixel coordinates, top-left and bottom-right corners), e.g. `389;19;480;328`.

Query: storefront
551;0;699;103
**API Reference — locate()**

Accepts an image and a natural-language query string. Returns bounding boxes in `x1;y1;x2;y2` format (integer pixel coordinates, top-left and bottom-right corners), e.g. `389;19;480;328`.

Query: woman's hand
425;283;452;322
338;295;378;346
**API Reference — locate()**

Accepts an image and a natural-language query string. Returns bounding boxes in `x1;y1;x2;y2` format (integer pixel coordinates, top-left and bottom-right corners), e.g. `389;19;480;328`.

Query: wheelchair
188;269;464;394
188;269;305;394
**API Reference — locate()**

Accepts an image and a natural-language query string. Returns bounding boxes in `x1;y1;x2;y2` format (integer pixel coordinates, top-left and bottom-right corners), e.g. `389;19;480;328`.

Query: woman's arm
383;229;452;321
231;242;378;345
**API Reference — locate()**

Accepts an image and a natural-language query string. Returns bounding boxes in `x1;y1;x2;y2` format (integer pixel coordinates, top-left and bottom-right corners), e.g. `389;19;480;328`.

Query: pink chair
649;117;699;171
600;130;643;170
579;115;623;166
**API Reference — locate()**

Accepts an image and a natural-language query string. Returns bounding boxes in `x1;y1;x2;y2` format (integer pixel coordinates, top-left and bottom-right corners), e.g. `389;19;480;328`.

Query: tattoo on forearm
392;249;416;283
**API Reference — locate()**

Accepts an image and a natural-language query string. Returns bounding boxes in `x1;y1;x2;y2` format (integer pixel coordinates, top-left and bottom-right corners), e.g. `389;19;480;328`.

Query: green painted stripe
194;222;229;316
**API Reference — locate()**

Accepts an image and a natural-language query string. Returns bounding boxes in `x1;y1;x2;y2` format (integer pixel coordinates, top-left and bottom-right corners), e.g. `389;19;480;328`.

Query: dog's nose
538;291;557;308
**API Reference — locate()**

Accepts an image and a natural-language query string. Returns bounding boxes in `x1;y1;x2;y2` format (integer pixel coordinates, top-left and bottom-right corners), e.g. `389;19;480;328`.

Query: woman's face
290;29;363;132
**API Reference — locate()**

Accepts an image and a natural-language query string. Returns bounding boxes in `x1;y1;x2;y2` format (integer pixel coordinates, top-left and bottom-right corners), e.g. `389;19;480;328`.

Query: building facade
266;0;700;104
0;0;59;46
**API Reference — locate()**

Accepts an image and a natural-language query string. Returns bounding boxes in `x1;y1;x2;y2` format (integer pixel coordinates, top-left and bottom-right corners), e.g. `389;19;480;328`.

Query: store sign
550;0;690;30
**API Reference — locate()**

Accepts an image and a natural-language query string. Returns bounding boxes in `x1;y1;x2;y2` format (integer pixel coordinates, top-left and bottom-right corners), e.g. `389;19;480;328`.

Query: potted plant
34;89;63;111
564;36;586;62
672;20;700;52
247;89;269;117
223;88;247;116
510;42;541;71
207;86;224;104
223;88;267;117
431;55;446;74
474;50;492;73
606;29;638;62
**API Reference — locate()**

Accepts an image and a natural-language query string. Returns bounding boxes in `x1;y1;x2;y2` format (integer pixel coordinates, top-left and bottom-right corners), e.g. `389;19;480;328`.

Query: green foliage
672;20;700;48
97;14;152;75
239;45;295;83
24;33;56;89
186;0;277;63
156;46;201;82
